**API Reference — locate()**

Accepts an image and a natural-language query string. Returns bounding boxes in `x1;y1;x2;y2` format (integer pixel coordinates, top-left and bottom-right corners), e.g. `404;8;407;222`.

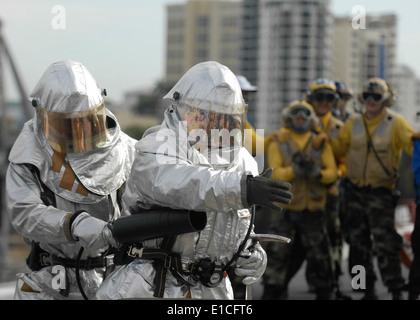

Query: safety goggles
289;107;312;119
313;92;337;104
37;103;108;153
338;92;352;101
361;92;385;103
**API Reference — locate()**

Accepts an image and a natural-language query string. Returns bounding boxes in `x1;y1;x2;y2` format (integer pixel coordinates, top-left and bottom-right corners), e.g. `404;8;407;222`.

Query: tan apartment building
332;14;397;100
165;0;242;85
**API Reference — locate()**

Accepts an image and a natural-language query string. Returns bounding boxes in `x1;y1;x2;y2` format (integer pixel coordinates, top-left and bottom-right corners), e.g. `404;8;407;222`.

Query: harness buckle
105;254;115;267
104;254;115;278
39;253;52;267
164;255;172;269
127;244;144;258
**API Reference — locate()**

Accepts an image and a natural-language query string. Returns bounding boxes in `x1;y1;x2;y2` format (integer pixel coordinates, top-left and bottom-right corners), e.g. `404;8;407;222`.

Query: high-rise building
165;2;403;134
393;64;420;131
332;17;363;96
254;0;333;132
240;0;259;87
331;14;398;115
362;14;397;85
165;0;242;85
239;0;259;124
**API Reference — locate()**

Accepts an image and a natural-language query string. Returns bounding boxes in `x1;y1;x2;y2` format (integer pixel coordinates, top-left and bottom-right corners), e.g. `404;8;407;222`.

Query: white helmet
31;60;107;153
164;61;247;150
236;75;257;92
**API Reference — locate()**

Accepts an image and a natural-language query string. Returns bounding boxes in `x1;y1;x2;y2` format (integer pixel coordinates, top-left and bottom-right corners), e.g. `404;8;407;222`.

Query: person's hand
291;152;309;177
235;242;267;285
70;211;118;257
305;159;322;179
246;168;292;211
292;162;306;177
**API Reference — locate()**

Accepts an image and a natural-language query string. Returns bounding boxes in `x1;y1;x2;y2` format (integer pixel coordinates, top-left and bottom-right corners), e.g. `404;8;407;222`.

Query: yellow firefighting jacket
267;128;337;212
316;111;345;196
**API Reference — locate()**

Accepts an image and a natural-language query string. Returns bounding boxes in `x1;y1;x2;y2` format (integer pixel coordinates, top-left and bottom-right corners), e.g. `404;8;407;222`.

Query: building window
197;16;209;27
196;48;208;60
196;33;208;43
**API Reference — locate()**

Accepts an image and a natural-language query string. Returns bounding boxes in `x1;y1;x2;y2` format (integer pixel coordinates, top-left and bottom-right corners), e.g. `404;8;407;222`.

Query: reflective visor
37;103;108;153
179;104;247;149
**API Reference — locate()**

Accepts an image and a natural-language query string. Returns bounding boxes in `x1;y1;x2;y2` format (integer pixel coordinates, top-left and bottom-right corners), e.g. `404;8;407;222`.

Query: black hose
76;247;89;300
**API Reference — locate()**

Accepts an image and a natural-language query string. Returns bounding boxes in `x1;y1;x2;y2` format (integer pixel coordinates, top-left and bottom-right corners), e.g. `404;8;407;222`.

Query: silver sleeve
6;163;71;244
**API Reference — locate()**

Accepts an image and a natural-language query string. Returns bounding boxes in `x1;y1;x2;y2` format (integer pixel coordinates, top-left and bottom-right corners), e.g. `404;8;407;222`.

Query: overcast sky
0;0;419;104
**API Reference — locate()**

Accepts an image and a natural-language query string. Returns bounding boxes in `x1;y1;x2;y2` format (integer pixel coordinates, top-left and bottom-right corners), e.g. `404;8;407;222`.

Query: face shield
164;61;247;156
178;102;247;150
37;102;108;153
30;60;108;153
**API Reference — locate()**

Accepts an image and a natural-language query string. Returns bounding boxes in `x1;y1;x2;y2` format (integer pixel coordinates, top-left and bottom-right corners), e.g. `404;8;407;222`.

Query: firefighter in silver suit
6;60;136;299
97;61;293;300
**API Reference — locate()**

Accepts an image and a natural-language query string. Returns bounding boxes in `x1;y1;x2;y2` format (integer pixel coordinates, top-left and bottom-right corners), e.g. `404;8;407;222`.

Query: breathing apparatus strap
354;108;396;180
26;164;56;207
222;204;256;272
360;113;394;178
151;236;176;298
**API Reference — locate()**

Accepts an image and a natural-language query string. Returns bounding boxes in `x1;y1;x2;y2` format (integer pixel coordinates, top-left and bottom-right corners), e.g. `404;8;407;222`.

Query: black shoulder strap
153;236;176;298
360;115;394;178
26;164;56;207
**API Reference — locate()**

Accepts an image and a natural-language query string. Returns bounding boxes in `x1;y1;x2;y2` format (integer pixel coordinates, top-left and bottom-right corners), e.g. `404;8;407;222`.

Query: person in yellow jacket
336;77;415;300
262;101;337;300
303;78;349;299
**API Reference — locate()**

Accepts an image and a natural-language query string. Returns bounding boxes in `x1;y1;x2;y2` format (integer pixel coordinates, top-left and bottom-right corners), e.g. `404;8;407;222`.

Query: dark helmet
334;80;353;101
358;77;396;107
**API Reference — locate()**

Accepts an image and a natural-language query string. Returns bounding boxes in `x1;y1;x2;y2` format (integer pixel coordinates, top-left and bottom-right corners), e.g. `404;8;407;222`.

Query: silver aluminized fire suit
6;60;136;299
97;61;266;300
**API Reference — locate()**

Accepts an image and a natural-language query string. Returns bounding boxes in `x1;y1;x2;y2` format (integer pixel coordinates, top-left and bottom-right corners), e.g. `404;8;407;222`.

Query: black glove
292;152;322;179
292;161;306;177
305;159;322;179
246;168;293;211
291;152;309;177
